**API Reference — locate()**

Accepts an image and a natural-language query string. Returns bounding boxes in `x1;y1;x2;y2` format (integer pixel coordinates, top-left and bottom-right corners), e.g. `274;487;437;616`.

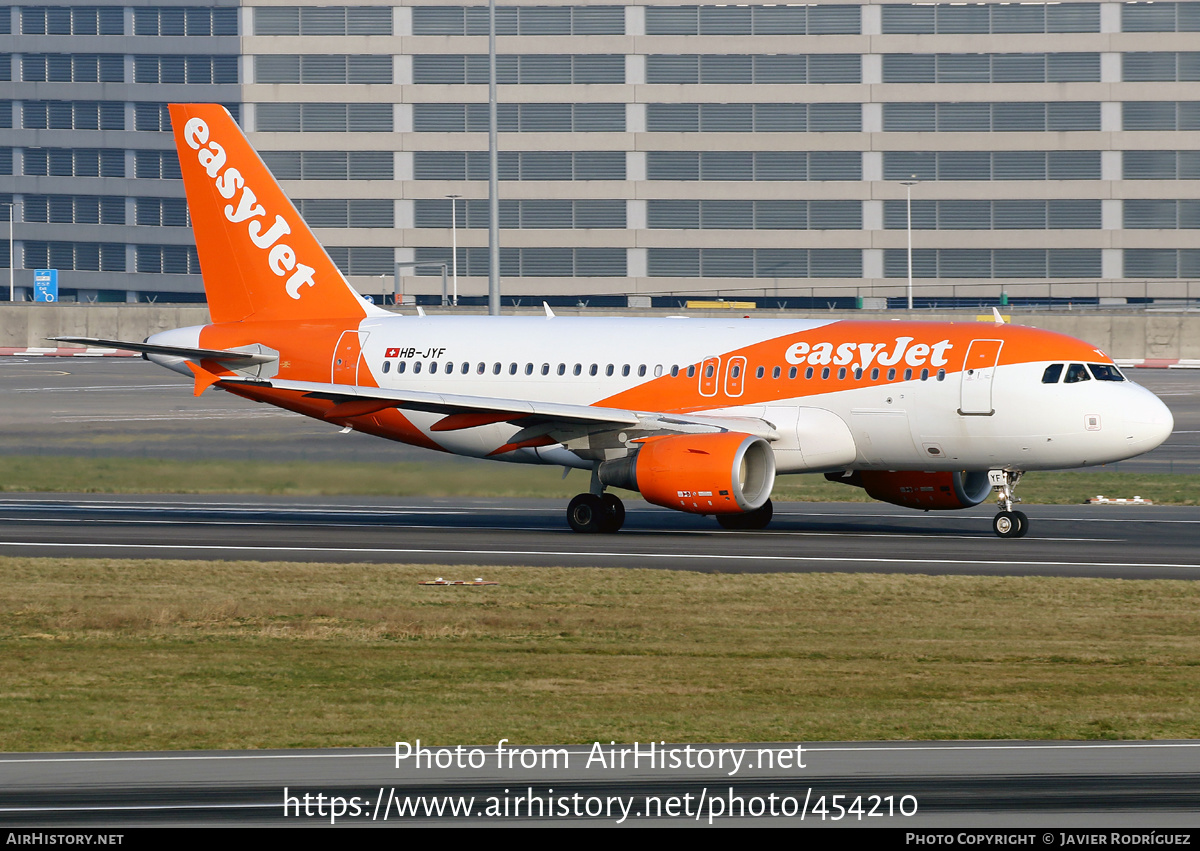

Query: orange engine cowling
826;470;993;510
598;432;776;515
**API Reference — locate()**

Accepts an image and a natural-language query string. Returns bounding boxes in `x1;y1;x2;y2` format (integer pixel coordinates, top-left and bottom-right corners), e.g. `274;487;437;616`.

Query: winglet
543;301;555;318
416;306;426;317
992;308;1006;324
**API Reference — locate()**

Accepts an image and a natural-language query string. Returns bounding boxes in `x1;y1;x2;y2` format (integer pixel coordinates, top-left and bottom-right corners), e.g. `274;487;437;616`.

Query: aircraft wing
262;377;780;440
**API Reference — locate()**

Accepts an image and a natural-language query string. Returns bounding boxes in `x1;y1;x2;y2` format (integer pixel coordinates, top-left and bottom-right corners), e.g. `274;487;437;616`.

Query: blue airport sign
34;269;58;303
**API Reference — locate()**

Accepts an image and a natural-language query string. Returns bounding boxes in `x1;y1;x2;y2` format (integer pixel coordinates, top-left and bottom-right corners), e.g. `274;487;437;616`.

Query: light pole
901;177;918;311
0;199;14;303
446;194;461;306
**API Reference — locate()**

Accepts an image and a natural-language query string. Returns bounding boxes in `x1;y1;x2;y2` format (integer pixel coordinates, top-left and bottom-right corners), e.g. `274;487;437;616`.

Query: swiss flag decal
385;348;400;358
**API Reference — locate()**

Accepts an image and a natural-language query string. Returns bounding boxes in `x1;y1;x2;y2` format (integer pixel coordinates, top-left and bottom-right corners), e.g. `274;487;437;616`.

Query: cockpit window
1088;363;1125;381
1064;363;1091;383
1041;364;1063;384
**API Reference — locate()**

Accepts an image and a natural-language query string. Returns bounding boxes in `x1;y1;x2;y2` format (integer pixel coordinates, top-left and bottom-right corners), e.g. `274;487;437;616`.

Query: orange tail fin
169;104;376;324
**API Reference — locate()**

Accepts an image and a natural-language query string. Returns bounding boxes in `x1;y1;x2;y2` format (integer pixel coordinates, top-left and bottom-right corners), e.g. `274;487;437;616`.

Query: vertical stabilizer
169;104;379;324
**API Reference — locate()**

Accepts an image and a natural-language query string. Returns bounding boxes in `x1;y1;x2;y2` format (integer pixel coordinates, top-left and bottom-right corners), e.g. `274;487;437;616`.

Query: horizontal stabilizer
49;336;277;366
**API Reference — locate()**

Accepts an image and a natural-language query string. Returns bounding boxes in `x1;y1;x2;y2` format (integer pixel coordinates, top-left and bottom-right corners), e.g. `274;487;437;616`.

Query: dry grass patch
1;557;1199;750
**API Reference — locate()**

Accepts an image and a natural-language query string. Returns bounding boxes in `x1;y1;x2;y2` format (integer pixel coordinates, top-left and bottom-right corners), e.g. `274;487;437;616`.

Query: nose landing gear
989;470;1028;538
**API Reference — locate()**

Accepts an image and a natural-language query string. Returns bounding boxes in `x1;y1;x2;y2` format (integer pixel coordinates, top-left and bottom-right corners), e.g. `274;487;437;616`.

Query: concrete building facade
1;1;1198;305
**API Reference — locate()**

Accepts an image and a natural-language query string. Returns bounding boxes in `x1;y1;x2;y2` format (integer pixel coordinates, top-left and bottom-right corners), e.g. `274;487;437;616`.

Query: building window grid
1124;199;1200;228
646;103;861;133
133;7;237;36
646;54;860;85
647;248;861;278
22;54;124;83
1123;52;1200;82
414;247;626;277
255;55;393;85
648;151;861;181
413;103;625;133
645;5;861;36
25;241;126;272
884;248;1101;278
257;103;394;134
295;199;395;229
412;6;624;36
415;199;626;229
135;197;190;228
884;199;1102;230
133;55;238;86
883;53;1100;84
884;151;1102;181
412;54;624;85
413;151;625;181
23;101;124;131
1123;102;1200;131
22;6;124;36
647;199;862;230
24;194;126;226
1122;2;1200;33
884;102;1100;133
882;3;1100;34
254;6;392;36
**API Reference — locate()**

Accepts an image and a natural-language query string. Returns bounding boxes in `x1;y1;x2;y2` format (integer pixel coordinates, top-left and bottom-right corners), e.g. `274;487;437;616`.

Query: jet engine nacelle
599;432;776;515
826;470;993;510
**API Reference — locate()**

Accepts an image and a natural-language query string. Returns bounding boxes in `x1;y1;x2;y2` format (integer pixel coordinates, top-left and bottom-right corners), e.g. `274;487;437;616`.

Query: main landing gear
567;493;625;533
567;467;625;533
990;470;1028;539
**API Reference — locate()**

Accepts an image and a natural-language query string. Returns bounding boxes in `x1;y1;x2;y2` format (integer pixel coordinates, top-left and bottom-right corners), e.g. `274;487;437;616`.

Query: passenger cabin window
493;362;502;374
1088;363;1125;381
1042;364;1064;383
509;363;518;375
654;365;663;377
606;364;614;376
621;364;630;377
687;365;696;378
382;361;390;373
414;362;423;374
398;361;407;374
789;366;797;379
461;362;469;374
541;363;550;375
1065;363;1091;383
589;364;598;376
558;363;566;375
670;365;679;377
574;364;582;375
477;362;485;374
638;364;646;377
525;363;534;375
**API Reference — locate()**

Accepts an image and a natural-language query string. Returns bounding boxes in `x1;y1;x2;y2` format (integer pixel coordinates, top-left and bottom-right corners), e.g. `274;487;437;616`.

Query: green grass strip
0;455;1194;504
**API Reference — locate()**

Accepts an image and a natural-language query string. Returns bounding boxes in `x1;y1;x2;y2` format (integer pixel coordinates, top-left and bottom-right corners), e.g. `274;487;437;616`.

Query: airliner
58;104;1174;539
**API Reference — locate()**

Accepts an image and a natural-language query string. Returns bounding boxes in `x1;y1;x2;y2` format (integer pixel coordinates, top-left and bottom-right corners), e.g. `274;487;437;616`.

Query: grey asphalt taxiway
0;494;1198;579
2;741;1199;826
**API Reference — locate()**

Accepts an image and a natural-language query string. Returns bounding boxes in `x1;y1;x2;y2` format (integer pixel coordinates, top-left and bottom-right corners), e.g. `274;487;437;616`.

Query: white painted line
0;541;1195;569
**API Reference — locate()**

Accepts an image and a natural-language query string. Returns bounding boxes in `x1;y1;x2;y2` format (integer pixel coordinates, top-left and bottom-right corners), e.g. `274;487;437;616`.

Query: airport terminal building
1;0;1198;305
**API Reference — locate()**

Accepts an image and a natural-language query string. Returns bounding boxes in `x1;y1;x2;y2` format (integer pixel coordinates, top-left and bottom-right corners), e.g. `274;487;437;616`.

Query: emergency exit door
959;339;1003;415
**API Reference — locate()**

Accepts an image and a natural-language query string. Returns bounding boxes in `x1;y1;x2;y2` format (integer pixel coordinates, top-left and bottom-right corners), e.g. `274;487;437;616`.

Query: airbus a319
58;104;1174;539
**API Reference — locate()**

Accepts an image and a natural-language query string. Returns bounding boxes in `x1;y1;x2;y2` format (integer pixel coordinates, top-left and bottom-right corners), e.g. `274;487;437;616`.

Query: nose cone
1123;386;1174;455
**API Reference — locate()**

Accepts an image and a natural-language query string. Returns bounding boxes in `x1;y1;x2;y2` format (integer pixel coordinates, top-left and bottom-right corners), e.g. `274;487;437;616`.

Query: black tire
601;494;625;533
1012;510;1029;538
567;493;605;533
993;511;1021;538
716;499;773;531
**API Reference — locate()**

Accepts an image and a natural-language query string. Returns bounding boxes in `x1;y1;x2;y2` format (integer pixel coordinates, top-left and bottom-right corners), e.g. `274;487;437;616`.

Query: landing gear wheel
567;493;605;534
601;494;625;533
717;499;773;531
990;470;1029;539
993;511;1025;539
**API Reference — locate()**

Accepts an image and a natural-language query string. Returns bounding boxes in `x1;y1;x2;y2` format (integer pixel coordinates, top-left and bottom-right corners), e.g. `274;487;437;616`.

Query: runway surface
2;741;1199;826
1;494;1198;579
1;357;1197;472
